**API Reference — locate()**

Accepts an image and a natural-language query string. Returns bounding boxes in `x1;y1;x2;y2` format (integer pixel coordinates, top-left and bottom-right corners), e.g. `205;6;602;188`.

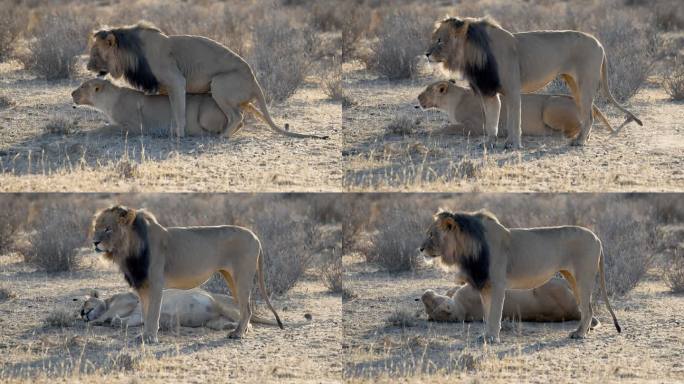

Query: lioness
81;288;280;330
420;209;621;343
426;16;642;148
91;205;283;343
87;22;328;139
422;277;599;326
72;79;237;137
417;80;616;138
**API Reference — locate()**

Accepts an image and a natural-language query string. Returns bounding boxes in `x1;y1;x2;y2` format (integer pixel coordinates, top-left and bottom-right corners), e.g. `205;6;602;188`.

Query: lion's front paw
503;140;522;150
135;333;159;344
228;329;244;340
569;138;586;147
569;330;586;339
476;333;500;344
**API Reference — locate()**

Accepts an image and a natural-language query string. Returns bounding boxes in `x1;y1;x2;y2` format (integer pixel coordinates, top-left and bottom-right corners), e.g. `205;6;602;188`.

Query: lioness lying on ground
72;78;238;137
417;80;617;138
81;288;280;330
421;277;599;326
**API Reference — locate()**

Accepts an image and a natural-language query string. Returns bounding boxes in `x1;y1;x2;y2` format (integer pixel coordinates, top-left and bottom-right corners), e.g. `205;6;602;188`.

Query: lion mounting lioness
87;22;328;140
91;205;283;343
426;16;642;148
420;209;621;343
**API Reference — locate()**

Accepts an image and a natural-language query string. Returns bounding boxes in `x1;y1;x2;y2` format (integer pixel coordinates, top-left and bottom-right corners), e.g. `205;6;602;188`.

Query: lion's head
87;22;161;93
91;205;137;258
421;289;465;321
80;291;107;322
420;210;494;290
71;78;112;106
417;79;465;110
426;17;501;97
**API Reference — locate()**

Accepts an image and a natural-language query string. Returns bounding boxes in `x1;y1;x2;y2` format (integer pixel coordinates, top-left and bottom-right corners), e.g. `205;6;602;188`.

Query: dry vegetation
0;193;342;382
0;0;342;192
343;0;684;192
343;193;684;382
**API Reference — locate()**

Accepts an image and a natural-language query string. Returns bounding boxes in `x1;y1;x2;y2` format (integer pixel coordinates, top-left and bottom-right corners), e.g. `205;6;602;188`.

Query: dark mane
96;23;161;93
122;212;150;289
464;20;501;97
452;211;490;290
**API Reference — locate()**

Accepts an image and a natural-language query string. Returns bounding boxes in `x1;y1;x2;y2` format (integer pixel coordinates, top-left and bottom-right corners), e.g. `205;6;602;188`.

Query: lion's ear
451;20;468;38
439;216;456;231
122;208;136;225
105;32;116;47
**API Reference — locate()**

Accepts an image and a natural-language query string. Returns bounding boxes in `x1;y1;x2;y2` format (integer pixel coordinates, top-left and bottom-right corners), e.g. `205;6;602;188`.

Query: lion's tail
599;242;621;333
250;79;329;140
600;53;643;128
256;239;284;329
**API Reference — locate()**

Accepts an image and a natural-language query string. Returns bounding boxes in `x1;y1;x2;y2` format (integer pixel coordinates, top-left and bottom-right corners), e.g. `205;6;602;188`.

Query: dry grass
663;57;684;101
43;116;77;135
0;286;14;302
0;3;25;61
20;8;92;80
43;308;76;328
248;13;316;103
665;249;684;293
24;202;88;273
364;10;434;80
321;254;345;294
385;115;419;136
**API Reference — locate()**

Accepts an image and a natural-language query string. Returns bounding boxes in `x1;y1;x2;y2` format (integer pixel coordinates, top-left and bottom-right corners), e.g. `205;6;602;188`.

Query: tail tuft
284;123;290;131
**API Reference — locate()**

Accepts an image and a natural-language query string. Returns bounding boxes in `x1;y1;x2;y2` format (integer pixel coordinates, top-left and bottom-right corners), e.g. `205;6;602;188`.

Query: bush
385;309;418;327
364;10;433;80
321;253;344;293
665;249;684;293
340;1;371;62
368;201;429;272
21;9;92;80
44;308;76;328
663;58;684;101
0;198;25;254
25;202;88;273
248;14;316;103
44;116;77;135
251;204;317;295
0;3;25;62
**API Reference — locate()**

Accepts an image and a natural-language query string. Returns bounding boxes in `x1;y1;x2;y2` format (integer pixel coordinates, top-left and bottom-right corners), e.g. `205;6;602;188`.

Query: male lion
426;17;642;148
417;80;617;138
81;288;280;330
422;277;599;326
91;205;283;343
87;22;328;140
420;209;621;343
72;79;237;137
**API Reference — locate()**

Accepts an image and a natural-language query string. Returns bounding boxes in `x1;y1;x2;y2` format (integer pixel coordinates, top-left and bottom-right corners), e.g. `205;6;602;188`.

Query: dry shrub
321;253;344;293
0;198;25;254
310;0;343;31
44;116;77;135
21;8;92;80
364;10;433;80
0;286;14;302
665;249;684;293
248;14;317;103
341;1;372;61
663;57;684;101
25;201;88;273
385;115;418;135
251;204;317;295
385;309;417;327
0;3;26;61
201;272;230;295
321;60;353;106
44;308;76;328
368;200;429;272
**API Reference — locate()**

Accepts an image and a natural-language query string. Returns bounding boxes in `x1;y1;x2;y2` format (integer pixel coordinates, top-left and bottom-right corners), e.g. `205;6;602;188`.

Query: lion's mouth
97;71;107;77
94;245;104;253
81;308;94;321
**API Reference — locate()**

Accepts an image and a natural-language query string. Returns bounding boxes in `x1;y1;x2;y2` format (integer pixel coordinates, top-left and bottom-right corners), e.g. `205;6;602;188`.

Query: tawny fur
87;22;328;139
91;205;283;343
420;209;621;343
426;16;642;148
417;80;614;138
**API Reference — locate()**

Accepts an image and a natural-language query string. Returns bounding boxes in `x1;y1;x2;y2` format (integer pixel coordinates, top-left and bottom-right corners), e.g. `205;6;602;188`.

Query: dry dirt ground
0;61;342;192
342;61;684;192
342;253;684;383
0;252;342;383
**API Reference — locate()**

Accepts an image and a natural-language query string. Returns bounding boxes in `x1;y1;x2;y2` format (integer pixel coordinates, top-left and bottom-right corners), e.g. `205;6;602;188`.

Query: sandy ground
0;61;342;192
0;252;342;383
342;253;684;383
342;61;684;192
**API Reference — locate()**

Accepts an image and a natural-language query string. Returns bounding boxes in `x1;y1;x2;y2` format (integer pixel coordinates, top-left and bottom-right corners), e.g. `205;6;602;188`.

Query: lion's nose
93;241;100;246
420;247;425;252
425;52;431;58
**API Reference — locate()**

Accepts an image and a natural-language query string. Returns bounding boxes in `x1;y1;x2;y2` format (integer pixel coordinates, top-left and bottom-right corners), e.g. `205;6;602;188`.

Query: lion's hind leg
568;272;595;339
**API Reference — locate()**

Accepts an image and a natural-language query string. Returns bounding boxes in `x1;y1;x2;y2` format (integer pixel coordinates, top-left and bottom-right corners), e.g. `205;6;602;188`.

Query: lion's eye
105;227;112;233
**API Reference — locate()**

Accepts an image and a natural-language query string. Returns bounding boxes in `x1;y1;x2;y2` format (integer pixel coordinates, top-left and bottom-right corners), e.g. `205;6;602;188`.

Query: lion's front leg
166;76;187;138
479;285;505;343
500;63;522;149
482;94;501;148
